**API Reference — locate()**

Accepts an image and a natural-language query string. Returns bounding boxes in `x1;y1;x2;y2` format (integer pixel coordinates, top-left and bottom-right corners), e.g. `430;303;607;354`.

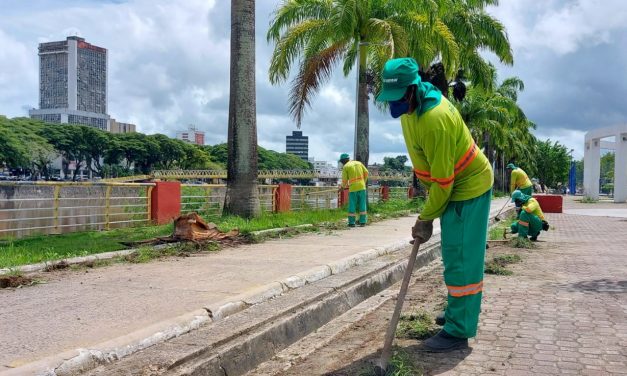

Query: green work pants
441;189;492;338
348;190;367;225
520;186;533;196
510;211;542;238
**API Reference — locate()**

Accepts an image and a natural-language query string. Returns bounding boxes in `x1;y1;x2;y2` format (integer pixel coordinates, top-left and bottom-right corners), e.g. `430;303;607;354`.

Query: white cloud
0;0;624;166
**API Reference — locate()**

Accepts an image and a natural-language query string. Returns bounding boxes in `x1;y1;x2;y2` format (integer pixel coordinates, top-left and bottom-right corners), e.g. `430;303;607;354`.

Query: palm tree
456;71;536;191
442;0;513;93
267;0;459;166
223;0;261;218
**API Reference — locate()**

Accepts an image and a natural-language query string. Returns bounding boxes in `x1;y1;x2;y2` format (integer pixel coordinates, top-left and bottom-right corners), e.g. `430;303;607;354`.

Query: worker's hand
542;220;550;231
411;218;433;244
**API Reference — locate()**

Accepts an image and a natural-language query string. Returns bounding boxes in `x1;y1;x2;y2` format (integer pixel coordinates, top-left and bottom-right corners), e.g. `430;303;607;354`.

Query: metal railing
180;184;278;217
0;182;154;239
291;187;339;211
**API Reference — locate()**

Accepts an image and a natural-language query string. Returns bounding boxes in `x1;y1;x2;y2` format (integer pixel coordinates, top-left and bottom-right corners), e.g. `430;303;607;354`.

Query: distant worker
506;163;533;195
376;57;493;352
510;190;549;241
339;153;369;227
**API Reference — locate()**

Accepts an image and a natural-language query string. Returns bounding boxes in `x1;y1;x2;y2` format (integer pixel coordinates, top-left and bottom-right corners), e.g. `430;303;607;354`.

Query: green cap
506;163;517;169
339;153;349;162
511;190;531;203
375;58;422;102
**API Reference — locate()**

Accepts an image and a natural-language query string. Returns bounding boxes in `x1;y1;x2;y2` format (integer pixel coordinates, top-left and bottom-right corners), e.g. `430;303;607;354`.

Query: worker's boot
435;311;446;326
348;223;356;228
423;330;468;352
358;222;366;227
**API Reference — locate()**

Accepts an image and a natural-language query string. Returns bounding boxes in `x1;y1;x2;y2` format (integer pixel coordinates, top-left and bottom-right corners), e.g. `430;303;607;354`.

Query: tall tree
535;139;570;189
223;0;261;218
267;0;460;166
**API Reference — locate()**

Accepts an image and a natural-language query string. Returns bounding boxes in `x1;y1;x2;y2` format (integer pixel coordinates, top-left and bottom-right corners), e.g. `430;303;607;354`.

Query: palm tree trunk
223;0;260;218
354;42;369;166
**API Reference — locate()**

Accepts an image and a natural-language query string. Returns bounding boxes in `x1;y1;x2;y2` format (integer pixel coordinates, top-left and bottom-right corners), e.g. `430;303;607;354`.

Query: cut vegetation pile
485;254;522;275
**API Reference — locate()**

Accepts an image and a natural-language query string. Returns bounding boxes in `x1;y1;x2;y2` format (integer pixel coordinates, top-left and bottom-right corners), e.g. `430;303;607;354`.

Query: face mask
514;199;523;207
389;99;409;118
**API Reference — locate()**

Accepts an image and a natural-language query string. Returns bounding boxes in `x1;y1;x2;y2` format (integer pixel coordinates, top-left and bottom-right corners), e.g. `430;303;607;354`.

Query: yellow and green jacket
510;168;533;192
521;197;545;220
341;161;368;192
400;97;493;220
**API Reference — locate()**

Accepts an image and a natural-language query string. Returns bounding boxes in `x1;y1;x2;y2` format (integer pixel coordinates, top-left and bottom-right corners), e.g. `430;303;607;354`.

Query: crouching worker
510;190;549;241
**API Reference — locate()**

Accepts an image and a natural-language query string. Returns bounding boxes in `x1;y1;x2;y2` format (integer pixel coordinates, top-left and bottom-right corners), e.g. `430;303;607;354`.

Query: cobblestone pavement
428;212;627;375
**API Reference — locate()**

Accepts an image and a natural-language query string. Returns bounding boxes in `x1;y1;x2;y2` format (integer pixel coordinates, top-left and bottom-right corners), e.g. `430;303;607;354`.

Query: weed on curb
359;349;423;376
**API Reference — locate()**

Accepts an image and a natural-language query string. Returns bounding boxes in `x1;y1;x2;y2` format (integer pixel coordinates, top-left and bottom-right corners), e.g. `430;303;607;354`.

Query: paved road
417;197;627;375
0;198;508;371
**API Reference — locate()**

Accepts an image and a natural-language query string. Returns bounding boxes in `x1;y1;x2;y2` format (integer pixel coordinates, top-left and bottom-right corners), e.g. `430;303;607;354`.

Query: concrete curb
0;244;174;276
2;309;210;376
0;223;322;277
2;236;418;376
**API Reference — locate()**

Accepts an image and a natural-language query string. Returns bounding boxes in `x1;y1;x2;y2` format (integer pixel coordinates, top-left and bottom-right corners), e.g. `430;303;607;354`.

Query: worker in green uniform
507;163;533;196
339;153;369;227
377;58;493;352
510;190;549;241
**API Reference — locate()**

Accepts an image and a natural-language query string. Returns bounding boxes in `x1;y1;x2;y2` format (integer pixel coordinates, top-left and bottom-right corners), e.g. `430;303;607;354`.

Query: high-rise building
286;130;308;161
176;125;205;145
29;36;111;130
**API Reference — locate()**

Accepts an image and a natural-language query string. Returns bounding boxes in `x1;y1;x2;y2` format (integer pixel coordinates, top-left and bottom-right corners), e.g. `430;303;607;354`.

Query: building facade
286;131;309;161
176;125;205;145
109;118;136;134
30;36;111;131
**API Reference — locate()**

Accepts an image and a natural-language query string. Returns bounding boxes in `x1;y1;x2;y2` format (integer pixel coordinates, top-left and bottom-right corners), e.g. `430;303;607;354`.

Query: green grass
485;253;522;275
489;213;516;240
359;349;423;376
0;198;423;268
492;190;508;198
396;310;439;340
578;196;598;204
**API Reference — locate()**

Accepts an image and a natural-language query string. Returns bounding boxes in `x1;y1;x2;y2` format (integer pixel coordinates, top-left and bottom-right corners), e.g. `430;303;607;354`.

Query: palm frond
269;19;330;84
267;0;333;42
289;41;349;127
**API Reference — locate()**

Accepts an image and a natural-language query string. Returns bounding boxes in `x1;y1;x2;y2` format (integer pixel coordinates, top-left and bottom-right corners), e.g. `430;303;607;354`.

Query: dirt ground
272;241;534;376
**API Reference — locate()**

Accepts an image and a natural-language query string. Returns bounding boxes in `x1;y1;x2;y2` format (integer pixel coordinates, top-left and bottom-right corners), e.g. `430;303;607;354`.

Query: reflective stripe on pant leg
441;189;491;338
357;190;367;224
517;211;531;238
521;211;542;237
348;191;358;224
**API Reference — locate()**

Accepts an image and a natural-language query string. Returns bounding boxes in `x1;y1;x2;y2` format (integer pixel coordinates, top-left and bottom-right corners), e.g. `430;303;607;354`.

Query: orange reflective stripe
412;142;478;189
447;281;483;297
518;220;529;227
348;213;356;217
454;143;479;174
413;169;431;179
349;175;364;183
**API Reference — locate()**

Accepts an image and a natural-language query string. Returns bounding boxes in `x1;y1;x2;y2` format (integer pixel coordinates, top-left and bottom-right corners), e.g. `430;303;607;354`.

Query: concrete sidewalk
0;198;508;373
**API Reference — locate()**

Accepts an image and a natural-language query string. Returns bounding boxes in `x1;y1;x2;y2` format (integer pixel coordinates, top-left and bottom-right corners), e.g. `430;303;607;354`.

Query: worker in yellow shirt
339;153;369;227
376;58;493;352
507;163;533;195
510;190;549;241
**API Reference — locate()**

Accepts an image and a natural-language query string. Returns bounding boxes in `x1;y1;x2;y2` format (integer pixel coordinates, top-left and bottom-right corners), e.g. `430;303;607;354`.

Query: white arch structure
584;125;627;202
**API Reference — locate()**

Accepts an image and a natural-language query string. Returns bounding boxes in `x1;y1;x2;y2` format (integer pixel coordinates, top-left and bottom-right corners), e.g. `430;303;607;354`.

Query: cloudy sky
1;0;627;163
